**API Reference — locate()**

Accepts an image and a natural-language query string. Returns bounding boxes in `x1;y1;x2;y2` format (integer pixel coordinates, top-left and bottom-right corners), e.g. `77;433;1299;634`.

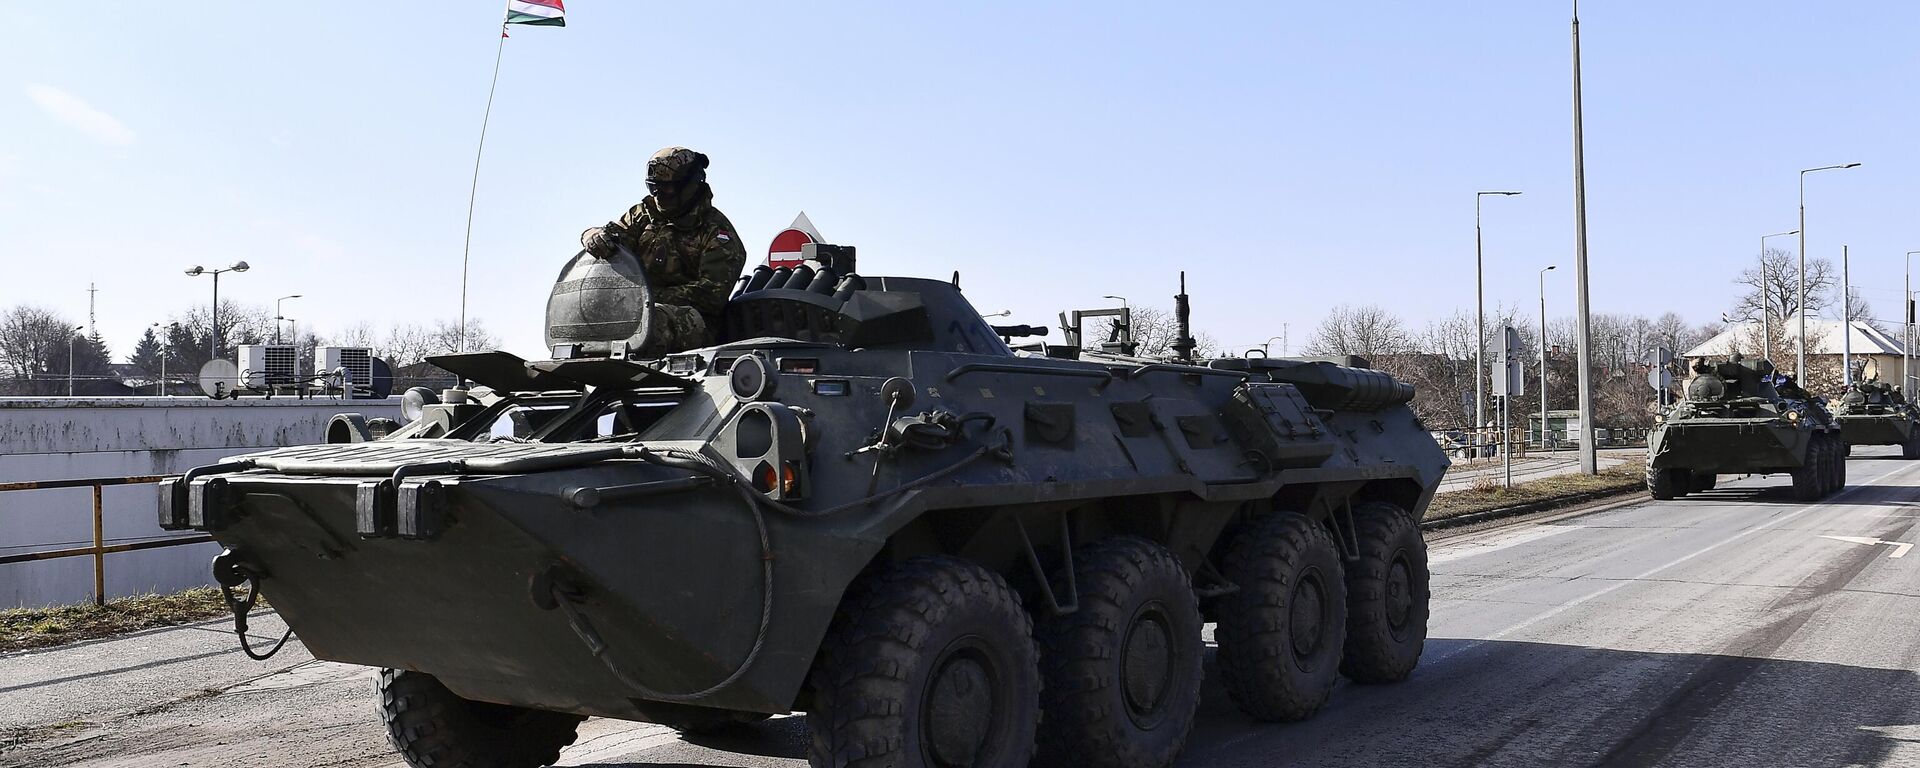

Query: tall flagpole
459;24;509;354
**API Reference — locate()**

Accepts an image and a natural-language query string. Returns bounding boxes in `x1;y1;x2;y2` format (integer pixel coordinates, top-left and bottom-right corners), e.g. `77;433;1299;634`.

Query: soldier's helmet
647;147;709;192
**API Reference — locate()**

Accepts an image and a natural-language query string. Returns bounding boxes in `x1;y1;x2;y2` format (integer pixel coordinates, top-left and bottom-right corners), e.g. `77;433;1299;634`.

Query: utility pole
1842;245;1852;386
1476;190;1523;438
1906;251;1920;393
1798;162;1861;379
1539;265;1557;449
1571;0;1597;474
87;283;97;337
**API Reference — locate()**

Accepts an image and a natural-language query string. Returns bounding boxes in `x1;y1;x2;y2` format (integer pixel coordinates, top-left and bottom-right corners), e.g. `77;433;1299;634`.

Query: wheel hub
1290;570;1326;660
924;642;995;767
1121;604;1174;727
1386;556;1413;635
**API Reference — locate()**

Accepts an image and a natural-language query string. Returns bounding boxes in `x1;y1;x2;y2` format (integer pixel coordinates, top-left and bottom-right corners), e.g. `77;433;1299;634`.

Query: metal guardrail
0;474;209;606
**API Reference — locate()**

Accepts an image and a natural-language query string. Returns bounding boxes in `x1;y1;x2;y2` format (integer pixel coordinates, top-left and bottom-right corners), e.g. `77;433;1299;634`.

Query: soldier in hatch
579;147;748;352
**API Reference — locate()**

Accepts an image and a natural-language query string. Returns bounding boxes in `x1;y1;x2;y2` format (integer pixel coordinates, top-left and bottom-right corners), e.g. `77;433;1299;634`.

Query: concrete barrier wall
0;396;399;608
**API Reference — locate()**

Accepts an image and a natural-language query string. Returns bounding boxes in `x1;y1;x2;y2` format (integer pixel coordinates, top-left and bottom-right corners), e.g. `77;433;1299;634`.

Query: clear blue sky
3;2;1916;359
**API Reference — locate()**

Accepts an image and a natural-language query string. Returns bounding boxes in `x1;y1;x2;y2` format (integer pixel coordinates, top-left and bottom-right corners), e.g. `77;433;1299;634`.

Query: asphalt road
7;447;1920;767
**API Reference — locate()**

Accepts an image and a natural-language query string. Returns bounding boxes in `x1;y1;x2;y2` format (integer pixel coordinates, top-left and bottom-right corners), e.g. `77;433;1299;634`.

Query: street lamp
1797;163;1859;379
1906;251;1920;393
1538;265;1557;449
185;261;250;360
66;324;85;396
1102;295;1128;308
1476;190;1523;432
275;294;302;344
1758;229;1797;359
1262;335;1284;356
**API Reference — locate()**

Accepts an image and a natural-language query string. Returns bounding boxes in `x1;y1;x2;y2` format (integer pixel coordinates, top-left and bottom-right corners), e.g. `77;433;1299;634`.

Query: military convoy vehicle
1833;380;1920;458
1646;355;1844;501
162;245;1448;768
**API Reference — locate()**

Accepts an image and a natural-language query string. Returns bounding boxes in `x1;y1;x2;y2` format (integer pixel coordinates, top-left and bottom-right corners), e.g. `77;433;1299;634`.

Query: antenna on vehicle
1171;271;1196;362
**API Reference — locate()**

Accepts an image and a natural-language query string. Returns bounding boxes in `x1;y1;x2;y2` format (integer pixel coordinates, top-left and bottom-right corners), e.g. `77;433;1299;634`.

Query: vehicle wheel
807;556;1039;768
1340;502;1429;684
1689;473;1717;492
1831;436;1847;493
1216;511;1347;722
377;668;583;768
1845;442;1854;457
1791;439;1824;501
1904;433;1920;460
1818;437;1839;495
1034;536;1203;768
1643;464;1674;499
642;702;773;735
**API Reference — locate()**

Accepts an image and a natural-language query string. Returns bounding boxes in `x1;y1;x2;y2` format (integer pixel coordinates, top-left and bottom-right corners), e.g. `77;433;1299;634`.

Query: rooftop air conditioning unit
236;344;297;389
316;345;374;397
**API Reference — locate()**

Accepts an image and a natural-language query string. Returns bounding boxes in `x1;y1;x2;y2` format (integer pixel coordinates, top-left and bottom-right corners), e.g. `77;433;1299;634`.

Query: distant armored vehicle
1646;356;1843;501
164;246;1448;768
1833;380;1920;458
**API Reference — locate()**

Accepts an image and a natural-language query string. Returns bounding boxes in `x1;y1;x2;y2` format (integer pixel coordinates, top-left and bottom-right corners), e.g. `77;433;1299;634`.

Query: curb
1420;484;1645;532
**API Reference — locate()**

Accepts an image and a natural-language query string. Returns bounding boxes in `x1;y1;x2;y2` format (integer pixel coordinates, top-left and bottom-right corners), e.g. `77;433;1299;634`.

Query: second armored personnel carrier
163;247;1448;768
1833;380;1920;458
1646;356;1844;501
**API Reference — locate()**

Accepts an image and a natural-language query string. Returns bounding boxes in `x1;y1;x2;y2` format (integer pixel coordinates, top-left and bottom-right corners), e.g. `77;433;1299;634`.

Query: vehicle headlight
1653;413;1665;424
1785;410;1802;423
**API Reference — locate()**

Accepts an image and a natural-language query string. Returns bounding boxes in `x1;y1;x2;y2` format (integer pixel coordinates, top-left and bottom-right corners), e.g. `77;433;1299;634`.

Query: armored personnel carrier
1646;355;1844;501
162;245;1448;768
1833;380;1920;458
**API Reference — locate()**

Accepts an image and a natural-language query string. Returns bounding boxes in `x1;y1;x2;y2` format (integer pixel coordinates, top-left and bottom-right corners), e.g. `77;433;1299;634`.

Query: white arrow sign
1819;535;1914;559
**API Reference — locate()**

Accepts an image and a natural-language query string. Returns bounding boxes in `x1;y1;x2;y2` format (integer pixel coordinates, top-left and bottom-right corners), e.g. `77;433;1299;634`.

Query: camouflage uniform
581;147;747;354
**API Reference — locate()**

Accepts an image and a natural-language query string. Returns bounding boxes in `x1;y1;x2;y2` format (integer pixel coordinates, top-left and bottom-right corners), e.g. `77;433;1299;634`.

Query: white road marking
1819;535;1914;559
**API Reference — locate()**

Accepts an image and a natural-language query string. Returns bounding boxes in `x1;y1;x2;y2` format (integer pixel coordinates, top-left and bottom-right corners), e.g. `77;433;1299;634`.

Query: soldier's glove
581;227;615;257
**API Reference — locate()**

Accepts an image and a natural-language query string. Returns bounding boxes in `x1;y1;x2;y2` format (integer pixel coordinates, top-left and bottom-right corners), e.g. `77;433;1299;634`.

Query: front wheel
1215;512;1347;722
377;669;583;768
807;556;1040;768
1792;439;1825;501
1647;466;1686;500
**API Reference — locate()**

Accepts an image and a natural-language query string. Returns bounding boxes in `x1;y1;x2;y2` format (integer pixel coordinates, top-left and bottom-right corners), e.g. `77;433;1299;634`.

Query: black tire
1646;466;1684;500
1791;438;1824;501
1818;436;1838;495
642;702;773;735
1845;441;1854;457
1903;432;1920;460
1690;473;1717;492
807;556;1039;768
1643;464;1674;499
1034;536;1203;768
1216;512;1347;722
1340;502;1430;684
1830;435;1847;493
377;668;584;768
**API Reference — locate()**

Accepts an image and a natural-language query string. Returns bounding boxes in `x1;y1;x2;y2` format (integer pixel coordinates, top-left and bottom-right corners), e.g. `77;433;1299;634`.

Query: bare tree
0;306;110;395
1302;305;1412;359
1731;248;1835;325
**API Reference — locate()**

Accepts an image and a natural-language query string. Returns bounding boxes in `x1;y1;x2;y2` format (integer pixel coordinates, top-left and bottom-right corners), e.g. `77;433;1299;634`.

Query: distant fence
0;475;207;607
1431;426;1650;462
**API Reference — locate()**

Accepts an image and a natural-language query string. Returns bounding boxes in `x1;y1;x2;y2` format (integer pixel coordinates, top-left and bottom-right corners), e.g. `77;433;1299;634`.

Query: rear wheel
377;669;584;768
807;556;1040;768
1034;537;1203;768
1216;512;1347;722
1830;435;1847;493
1340;502;1429;684
1904;432;1920;460
1690;473;1718;492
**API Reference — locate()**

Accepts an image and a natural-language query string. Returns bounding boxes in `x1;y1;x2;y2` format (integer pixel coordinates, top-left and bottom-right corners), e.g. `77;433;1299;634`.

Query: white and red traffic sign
766;212;823;269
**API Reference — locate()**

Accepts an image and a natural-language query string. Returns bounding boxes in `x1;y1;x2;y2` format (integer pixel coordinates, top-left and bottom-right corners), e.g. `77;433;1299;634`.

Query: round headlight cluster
1784;409;1802;423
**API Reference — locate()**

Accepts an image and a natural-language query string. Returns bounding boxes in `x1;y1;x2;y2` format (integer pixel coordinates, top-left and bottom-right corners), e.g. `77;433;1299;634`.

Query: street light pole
275;294;302;344
1906;251;1920;393
1571;0;1597;473
1842;245;1851;386
1797;163;1861;380
1263;335;1284;356
1759;229;1797;359
186;261;251;361
67;325;84;396
1539;265;1557;449
1476;190;1522;436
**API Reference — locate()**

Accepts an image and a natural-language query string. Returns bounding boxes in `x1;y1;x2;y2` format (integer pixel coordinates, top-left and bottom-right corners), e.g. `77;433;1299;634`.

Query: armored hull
1836;413;1916;447
164;263;1449;768
1645;358;1843;501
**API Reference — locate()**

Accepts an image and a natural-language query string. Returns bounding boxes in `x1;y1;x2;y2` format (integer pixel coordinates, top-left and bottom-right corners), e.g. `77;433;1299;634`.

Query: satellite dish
198;359;240;399
369;357;394;400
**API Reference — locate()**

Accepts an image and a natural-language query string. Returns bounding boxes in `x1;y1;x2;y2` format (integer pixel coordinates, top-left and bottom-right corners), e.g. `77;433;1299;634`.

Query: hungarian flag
506;0;564;27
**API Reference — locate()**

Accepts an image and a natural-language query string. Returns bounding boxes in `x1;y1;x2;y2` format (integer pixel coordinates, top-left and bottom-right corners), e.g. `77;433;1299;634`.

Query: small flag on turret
506;0;565;27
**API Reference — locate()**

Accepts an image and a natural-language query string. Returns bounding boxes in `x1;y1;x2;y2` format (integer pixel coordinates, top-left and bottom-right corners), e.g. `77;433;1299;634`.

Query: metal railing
0;474;209;606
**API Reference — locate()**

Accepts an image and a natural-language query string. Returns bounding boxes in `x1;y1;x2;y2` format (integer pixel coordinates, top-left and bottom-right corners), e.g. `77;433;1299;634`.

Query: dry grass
1425;464;1643;522
0;587;249;654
